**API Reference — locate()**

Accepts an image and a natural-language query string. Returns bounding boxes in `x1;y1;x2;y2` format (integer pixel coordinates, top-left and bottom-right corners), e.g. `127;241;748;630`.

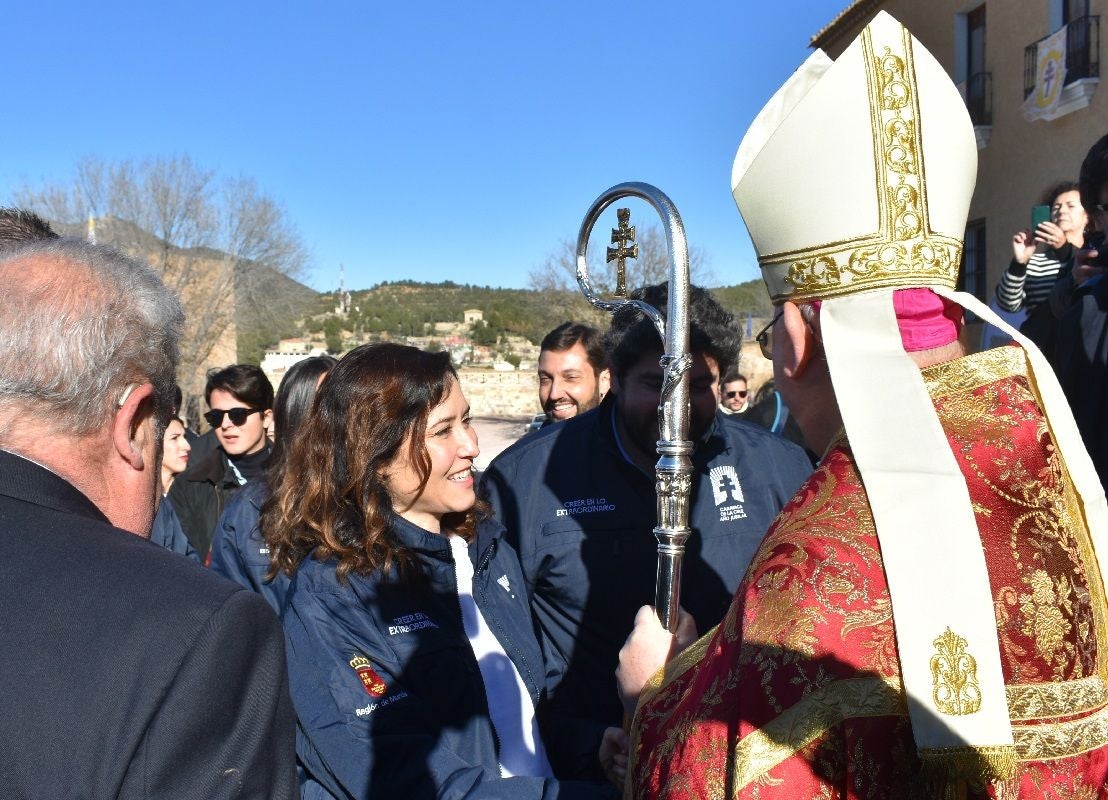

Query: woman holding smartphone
262;343;612;800
995;182;1088;347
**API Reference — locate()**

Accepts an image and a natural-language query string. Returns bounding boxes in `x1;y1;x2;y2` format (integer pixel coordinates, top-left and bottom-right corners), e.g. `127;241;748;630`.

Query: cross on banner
1043;59;1057;97
607;207;638;298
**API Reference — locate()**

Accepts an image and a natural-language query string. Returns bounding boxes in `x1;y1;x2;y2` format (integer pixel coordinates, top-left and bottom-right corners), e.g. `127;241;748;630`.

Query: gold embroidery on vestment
630;341;1108;795
730;677;905;790
921;346;1027;396
761;29;961;304
1006;676;1107;720
930;628;983;715
728;675;1108;790
1014;702;1108;761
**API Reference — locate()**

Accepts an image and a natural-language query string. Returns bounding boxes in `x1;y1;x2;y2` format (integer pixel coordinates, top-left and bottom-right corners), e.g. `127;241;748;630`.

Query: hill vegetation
299;278;773;355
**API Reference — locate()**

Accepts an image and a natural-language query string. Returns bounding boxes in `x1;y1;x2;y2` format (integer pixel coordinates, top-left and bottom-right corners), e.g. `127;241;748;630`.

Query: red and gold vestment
629;347;1108;799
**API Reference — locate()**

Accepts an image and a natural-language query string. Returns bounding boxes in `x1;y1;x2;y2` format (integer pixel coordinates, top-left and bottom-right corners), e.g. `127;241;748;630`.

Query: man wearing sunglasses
168;364;274;559
717;372;750;416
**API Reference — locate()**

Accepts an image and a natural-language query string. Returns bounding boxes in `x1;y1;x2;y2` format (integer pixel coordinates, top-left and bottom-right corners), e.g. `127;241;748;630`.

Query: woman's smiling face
385;378;479;534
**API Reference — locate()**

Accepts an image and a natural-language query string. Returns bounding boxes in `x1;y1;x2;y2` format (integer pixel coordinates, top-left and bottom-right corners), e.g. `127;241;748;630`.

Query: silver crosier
575;182;693;634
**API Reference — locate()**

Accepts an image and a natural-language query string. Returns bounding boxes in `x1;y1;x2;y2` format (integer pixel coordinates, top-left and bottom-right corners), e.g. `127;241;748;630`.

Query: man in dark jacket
482;283;812;779
0;237;296;797
1055;131;1108;490
169;364;274;558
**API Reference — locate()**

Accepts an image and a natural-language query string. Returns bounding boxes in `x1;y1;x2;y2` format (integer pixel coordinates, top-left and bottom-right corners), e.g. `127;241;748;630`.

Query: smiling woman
262;343;607;799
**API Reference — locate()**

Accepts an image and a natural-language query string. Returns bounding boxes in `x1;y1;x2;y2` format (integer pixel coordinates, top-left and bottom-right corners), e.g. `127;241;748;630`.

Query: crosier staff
575;182;692;634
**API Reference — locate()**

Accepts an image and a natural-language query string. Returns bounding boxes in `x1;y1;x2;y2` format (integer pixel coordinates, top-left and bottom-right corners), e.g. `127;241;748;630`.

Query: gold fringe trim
919;744;1018;784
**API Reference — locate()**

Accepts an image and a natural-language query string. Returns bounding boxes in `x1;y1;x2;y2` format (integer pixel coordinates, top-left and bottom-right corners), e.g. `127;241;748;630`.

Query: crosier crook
575;182;692;633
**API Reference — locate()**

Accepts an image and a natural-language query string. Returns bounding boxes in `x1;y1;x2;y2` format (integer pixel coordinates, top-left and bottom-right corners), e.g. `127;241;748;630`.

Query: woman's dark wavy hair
262;343;485;583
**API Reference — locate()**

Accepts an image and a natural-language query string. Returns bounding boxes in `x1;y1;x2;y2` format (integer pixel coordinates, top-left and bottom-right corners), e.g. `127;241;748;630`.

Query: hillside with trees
303;278;771;355
18;155;316;418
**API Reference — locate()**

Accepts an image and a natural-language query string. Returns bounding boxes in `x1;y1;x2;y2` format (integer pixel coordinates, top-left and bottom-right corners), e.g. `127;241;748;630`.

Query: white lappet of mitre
731;10;1108;781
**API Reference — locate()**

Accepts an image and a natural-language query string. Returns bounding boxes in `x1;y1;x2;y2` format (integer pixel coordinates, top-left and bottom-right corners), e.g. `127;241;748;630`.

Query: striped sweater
995;244;1074;314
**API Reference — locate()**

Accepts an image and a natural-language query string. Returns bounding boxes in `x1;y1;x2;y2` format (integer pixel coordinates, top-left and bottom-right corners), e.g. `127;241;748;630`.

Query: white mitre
730;10;1108;782
734;11;974;302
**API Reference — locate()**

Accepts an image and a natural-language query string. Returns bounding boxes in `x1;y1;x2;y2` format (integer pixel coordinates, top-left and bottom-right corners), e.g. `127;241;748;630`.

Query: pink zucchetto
812;288;962;352
892;288;963;352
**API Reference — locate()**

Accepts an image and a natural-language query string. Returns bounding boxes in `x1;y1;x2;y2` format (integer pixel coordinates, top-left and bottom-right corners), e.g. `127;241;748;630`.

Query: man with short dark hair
0;207;57;247
482;282;811;780
537;322;609;424
1054;131;1108;489
0;238;296;796
718;372;750;415
168;364;274;558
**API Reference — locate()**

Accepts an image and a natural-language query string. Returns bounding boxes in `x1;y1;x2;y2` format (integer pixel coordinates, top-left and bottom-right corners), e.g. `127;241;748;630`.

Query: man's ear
776;302;817;380
608;369;621;397
598;368;611;400
112;383;156;470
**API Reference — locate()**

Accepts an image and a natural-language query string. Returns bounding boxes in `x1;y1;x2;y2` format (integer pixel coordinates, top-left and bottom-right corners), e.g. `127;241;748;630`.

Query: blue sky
2;1;847;291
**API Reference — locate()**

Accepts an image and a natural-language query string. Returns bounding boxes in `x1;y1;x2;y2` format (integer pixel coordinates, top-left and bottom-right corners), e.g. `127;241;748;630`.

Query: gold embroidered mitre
732;11;977;305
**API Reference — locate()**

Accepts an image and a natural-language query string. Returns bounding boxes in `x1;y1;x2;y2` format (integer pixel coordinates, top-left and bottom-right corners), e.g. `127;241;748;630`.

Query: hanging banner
1022;26;1068;121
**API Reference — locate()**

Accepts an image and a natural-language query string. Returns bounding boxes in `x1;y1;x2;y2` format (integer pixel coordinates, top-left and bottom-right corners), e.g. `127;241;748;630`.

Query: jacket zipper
475;538;541;706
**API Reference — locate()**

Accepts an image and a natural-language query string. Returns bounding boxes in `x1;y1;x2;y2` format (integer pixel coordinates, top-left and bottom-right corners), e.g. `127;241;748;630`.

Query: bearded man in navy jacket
0;237;296;798
482;282;812;780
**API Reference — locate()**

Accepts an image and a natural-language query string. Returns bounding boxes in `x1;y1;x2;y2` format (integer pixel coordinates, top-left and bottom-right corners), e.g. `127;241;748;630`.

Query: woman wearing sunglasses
262;343;612;800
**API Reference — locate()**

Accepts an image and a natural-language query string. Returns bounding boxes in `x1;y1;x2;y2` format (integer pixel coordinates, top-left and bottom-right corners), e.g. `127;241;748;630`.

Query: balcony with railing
1023;15;1099;118
965;71;992;126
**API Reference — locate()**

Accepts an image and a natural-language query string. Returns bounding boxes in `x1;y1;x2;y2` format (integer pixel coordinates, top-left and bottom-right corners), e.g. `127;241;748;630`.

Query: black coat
0;449;298;799
167;446;243;558
1055;275;1108;491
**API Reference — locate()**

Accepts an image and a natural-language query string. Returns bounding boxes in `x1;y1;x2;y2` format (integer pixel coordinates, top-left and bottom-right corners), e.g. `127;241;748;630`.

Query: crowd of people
5;11;1108;800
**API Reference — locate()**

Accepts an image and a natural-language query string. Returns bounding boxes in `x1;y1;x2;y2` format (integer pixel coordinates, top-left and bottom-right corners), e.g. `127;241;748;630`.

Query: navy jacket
1054;271;1108;490
211;480;290;614
167;446;243;558
0;449;297;798
481;398;812;777
282;515;613;800
149;496;201;562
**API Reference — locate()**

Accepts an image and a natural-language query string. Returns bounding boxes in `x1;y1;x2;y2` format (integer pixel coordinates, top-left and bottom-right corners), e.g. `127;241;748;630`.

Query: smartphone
1031;204;1051;229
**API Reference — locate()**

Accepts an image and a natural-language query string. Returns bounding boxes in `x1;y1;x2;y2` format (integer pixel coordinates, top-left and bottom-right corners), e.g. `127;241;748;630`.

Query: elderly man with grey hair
0;237;297;798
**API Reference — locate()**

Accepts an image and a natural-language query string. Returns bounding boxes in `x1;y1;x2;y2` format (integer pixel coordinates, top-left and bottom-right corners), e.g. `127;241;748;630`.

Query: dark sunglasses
755;311;785;360
725;390;748;399
204;407;262;427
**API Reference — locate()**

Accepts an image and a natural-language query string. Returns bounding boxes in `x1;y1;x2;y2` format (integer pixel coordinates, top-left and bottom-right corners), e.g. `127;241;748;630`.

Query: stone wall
736;340;774;396
460;342;774;417
458;368;541;416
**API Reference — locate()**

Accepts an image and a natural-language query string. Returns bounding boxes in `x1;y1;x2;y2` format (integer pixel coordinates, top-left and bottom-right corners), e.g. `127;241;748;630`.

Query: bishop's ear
775;302;817;380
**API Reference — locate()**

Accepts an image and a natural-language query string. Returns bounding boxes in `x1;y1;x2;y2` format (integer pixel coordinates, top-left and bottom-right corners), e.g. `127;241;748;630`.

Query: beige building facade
812;0;1103;341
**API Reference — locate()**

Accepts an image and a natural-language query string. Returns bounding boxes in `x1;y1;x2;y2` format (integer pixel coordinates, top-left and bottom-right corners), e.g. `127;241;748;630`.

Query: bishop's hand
616;604;697;720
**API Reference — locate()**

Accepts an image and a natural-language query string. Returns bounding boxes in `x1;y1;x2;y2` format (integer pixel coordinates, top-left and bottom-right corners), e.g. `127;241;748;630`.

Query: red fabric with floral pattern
629;349;1108;799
